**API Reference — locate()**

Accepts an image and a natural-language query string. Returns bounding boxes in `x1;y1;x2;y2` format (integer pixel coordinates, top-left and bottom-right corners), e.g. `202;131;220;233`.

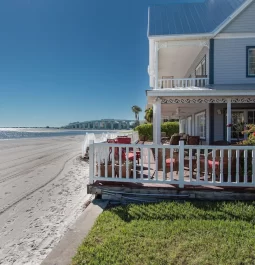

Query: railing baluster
220;149;223;183
170;148;173;181
163;147;166;182
119;146;122;178
253;150;255;184
228;149;231;183
133;146;137;180
148;147;151;179
126;146;128;179
212;149;216;183
244;150;248;184
155;147;158;182
204;149;208;182
189;148;192;182
97;146;101;177
196;149;200;182
105;146;108;178
236;150;240;184
112;145;115;178
140;147;144;181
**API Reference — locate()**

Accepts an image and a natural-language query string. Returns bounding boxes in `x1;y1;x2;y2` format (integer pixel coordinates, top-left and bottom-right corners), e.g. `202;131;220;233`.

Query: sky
0;0;204;127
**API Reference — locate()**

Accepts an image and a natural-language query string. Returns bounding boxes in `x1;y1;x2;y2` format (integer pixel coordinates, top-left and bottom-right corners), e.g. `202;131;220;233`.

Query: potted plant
115;161;133;178
96;148;115;177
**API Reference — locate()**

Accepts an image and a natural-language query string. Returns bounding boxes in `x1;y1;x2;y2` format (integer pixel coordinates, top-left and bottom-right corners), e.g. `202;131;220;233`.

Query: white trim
147;89;255;97
215;33;255;39
148;33;212;41
213;0;254;36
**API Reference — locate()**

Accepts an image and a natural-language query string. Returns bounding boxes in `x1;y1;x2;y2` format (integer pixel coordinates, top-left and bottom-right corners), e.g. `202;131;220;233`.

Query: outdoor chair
169;135;181;145
199;149;242;181
187;136;200;145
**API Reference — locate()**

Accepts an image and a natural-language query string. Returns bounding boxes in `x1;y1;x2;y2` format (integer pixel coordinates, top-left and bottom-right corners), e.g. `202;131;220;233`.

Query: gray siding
221;1;255;33
184;47;209;78
214;38;255;84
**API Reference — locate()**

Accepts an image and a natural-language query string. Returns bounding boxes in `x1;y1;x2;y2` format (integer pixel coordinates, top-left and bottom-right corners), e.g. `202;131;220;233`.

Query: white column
227;98;232;143
154;42;159;90
153;97;162;144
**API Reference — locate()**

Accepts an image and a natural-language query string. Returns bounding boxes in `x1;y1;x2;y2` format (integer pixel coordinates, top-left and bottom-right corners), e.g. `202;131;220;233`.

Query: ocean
0;128;113;140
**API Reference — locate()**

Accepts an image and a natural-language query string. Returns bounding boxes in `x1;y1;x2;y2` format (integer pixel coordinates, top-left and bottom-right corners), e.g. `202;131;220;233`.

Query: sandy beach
0;135;90;265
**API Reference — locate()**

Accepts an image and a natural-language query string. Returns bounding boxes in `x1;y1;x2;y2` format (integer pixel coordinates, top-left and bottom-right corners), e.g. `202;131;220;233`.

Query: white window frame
247;47;255;77
195;56;206;76
195;111;206;139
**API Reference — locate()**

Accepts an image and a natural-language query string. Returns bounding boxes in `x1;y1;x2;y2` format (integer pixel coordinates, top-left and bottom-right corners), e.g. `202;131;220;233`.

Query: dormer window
247;47;255;77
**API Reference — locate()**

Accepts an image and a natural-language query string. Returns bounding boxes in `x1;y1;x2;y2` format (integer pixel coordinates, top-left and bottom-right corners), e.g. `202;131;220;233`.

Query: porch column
153;97;161;144
227;98;232;143
154;42;159;89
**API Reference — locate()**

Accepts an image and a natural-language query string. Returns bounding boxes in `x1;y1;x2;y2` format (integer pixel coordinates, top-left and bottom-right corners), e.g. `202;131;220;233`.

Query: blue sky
0;0;204;127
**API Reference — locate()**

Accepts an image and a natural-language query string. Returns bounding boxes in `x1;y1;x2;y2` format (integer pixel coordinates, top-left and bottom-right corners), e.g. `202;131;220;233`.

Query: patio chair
199;149;241;181
187;136;200;145
169;135;181;145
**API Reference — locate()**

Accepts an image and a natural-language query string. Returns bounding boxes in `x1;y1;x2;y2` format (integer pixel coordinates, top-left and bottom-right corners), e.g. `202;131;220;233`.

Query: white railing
157;78;209;89
89;141;255;188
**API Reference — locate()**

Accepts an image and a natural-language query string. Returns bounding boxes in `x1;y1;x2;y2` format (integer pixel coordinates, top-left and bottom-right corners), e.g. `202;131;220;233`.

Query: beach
0;135;90;265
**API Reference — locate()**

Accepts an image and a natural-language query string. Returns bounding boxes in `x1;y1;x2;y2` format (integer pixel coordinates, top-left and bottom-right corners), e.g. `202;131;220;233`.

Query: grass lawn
72;201;255;265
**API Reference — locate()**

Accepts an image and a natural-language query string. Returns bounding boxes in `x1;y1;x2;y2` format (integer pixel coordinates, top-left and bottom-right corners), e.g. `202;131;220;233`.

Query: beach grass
72;201;255;265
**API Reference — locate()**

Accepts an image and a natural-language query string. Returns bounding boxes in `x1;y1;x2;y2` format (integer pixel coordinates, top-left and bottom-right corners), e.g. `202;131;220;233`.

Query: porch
88;140;255;190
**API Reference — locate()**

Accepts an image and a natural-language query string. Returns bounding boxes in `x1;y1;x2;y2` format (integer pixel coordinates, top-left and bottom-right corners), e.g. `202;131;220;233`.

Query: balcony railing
157;78;209;90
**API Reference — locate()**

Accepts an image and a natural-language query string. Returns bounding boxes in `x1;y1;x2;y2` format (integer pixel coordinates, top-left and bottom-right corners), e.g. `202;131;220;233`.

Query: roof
148;0;248;36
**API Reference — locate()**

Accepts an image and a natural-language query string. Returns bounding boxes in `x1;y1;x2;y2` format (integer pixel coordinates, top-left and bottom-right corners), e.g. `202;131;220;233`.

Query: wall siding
221;1;255;33
184;47;209;78
214;38;255;84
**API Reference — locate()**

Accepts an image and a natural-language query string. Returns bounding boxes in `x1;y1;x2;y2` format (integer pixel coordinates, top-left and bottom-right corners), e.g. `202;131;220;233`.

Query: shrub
134;122;179;141
161;122;179;137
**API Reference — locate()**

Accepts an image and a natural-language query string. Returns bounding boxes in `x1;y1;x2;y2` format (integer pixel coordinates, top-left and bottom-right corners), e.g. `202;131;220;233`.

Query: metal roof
148;0;248;36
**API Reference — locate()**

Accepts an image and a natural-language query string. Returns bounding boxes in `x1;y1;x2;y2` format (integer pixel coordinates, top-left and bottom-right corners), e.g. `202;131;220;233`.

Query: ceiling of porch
147;102;208;119
158;45;204;79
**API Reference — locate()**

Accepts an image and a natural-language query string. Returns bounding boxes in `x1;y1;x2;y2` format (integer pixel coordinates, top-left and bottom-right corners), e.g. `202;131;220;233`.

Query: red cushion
208;160;220;168
116;138;131;144
166;158;176;165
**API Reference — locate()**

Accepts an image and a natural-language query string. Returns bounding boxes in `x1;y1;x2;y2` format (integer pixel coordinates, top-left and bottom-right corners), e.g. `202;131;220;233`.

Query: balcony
156;77;209;90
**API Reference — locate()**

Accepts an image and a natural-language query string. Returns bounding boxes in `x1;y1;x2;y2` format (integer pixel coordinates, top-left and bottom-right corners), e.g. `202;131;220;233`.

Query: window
247;47;255;77
195;56;206;76
195;111;206;139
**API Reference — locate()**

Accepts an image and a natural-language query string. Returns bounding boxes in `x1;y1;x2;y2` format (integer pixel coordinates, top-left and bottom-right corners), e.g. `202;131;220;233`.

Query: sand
0;135;91;265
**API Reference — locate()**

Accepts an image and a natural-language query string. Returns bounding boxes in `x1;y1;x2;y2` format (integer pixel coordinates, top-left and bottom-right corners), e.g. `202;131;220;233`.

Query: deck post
89;140;94;184
227;98;232;143
178;140;185;188
153;97;161;144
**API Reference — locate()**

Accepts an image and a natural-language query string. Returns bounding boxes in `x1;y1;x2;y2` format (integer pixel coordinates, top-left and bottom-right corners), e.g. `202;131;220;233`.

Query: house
87;0;255;197
147;0;255;144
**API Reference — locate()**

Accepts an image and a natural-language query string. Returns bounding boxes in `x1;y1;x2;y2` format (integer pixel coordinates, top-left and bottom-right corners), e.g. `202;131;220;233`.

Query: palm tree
145;107;153;123
132;105;142;122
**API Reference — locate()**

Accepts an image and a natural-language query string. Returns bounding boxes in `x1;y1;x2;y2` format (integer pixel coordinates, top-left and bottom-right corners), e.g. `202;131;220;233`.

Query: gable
221;0;255;33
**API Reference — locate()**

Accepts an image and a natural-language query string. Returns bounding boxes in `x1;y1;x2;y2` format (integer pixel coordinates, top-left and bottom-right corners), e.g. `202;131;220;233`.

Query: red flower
253;132;255;137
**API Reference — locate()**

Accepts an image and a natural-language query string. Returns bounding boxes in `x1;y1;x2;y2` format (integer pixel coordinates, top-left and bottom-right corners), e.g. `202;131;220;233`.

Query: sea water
0;128;114;140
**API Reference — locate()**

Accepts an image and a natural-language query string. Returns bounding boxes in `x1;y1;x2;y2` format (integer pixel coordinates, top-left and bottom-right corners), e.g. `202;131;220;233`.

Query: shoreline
0;135;91;264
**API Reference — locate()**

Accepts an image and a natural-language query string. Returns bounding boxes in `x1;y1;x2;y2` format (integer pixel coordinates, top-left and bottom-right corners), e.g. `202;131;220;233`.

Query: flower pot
96;164;114;177
115;163;132;178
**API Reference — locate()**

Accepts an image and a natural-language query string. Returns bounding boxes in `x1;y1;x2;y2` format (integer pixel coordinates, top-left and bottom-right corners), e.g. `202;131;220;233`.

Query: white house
147;0;255;144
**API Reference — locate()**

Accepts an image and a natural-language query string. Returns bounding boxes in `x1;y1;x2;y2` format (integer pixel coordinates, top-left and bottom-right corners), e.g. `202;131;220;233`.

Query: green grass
72;201;255;265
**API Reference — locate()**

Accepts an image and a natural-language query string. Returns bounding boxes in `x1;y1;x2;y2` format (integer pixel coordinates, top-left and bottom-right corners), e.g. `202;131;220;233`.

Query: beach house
147;0;255;145
87;0;255;198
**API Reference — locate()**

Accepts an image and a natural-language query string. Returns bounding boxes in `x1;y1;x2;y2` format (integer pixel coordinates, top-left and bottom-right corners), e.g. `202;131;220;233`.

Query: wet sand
0;135;90;264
